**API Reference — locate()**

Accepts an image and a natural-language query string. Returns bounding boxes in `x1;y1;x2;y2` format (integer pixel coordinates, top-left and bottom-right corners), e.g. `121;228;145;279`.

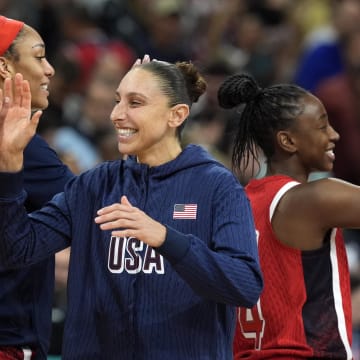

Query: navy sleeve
0;170;73;268
157;176;263;308
23;134;74;212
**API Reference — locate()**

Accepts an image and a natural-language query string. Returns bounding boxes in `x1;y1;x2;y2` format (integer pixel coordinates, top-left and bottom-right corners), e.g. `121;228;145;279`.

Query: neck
266;160;309;183
137;143;182;167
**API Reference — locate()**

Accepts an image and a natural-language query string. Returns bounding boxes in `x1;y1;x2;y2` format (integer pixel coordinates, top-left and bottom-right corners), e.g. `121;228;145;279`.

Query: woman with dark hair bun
0;60;263;359
218;73;354;359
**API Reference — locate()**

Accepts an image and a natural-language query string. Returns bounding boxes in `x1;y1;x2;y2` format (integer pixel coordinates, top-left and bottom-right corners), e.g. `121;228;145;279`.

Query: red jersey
234;175;353;359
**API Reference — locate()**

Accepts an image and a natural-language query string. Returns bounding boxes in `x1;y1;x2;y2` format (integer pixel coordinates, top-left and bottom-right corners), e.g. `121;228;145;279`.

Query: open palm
0;73;42;171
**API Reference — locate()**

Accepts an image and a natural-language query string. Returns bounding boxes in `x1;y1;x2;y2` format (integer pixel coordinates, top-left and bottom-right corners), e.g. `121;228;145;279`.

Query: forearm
0;171;70;268
158;226;263;307
0;152;23;172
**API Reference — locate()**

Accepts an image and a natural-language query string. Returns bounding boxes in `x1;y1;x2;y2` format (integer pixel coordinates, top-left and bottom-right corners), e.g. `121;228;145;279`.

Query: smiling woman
0;15;74;360
110;61;204;166
0;17;54;111
217;73;357;359
0;60;263;359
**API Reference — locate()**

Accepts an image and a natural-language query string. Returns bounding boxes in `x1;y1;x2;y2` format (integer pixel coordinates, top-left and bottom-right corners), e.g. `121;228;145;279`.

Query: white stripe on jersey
330;229;353;360
269;181;300;221
22;347;32;360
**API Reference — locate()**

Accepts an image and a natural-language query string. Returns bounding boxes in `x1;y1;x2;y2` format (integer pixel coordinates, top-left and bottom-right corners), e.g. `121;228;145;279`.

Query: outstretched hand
95;195;167;248
0;73;42;171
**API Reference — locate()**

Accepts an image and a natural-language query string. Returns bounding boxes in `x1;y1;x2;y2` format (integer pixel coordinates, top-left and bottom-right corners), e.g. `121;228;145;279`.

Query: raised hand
0;73;42;171
95;195;167;248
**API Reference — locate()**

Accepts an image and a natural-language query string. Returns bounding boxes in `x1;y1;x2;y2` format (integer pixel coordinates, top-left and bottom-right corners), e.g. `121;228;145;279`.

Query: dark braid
218;73;309;172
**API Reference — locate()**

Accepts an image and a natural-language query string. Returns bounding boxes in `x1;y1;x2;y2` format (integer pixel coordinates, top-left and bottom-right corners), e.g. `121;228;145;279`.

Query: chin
33;99;49;111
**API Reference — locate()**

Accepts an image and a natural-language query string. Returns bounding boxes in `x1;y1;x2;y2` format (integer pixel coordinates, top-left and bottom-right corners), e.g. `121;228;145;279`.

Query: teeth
40;85;48;90
117;128;136;136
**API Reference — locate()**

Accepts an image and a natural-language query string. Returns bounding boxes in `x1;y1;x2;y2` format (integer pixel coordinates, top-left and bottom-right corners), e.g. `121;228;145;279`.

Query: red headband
0;16;24;56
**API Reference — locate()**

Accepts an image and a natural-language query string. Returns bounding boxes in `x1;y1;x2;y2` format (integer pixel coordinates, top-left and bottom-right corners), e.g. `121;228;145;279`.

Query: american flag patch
173;204;197;219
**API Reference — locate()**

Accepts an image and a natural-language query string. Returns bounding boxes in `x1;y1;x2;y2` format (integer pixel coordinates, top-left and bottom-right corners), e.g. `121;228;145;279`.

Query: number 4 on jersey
238;301;265;350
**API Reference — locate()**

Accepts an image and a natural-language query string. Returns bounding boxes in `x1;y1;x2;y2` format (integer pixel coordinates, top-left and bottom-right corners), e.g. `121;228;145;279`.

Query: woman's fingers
13;73;23;107
21;78;32;109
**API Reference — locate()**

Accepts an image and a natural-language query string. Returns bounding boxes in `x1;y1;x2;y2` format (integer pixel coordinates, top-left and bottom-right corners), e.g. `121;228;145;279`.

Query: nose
110;102;126;123
44;58;55;78
329;125;340;142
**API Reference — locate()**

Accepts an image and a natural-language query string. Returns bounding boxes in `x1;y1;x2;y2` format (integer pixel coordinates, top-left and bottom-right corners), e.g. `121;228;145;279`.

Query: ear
276;130;297;153
0;57;13;79
168;104;189;128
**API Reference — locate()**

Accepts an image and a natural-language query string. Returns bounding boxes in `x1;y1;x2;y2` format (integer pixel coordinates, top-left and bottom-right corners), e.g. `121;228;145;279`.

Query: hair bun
217;73;261;109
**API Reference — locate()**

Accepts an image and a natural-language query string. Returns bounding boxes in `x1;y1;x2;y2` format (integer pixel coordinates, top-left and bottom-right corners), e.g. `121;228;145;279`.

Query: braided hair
217;73;309;172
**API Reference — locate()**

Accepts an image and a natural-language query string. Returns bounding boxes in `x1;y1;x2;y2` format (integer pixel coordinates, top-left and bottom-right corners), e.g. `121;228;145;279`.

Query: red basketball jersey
233;175;353;359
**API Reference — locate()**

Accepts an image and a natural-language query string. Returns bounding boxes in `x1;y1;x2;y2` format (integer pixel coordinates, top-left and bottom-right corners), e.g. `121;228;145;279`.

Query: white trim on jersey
22;347;32;360
269;181;300;221
330;230;353;360
269;181;353;359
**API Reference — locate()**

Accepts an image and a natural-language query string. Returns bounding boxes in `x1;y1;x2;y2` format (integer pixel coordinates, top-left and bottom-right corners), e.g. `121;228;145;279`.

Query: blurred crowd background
2;0;360;357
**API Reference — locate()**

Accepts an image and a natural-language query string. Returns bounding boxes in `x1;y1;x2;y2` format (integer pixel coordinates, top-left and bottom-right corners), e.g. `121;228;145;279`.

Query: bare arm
272;177;360;250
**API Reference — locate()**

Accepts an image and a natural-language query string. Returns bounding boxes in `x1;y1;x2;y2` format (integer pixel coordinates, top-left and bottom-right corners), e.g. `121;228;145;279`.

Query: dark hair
139;60;207;137
217;73;309;172
2;25;27;61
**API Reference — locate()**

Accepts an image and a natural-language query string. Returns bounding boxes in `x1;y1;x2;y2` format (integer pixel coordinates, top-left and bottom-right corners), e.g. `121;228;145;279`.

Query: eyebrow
31;44;45;49
115;91;146;98
316;112;328;124
320;112;328;120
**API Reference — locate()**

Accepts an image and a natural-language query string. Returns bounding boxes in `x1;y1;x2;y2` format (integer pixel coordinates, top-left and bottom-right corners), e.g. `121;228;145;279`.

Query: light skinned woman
0;61;263;359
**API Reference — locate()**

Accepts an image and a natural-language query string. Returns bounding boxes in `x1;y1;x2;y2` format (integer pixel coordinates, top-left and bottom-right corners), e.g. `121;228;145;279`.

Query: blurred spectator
66;78;118;150
183;60;235;168
90;45;134;89
37;53;101;173
0;0;61;61
39;118;101;174
316;29;360;185
96;0;192;62
184;108;232;168
291;0;332;48
293;0;360;92
39;74;118;172
57;1;135;93
141;0;191;62
38;17;136;170
228;12;276;86
193;0;295;85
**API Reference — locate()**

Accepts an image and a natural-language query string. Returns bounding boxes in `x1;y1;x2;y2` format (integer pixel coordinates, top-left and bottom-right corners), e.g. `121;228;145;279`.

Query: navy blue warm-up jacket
0;144;262;360
0;134;74;359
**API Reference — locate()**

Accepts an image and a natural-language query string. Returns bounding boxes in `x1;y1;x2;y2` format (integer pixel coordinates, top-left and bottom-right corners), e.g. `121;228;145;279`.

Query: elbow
238;267;264;308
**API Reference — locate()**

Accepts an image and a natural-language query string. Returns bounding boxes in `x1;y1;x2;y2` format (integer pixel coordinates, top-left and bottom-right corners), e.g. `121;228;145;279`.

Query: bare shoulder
274;177;360;247
285;177;360;211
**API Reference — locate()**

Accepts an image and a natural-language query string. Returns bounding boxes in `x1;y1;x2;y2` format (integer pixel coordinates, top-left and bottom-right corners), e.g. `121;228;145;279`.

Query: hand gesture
0;73;42;171
95;195;167;248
